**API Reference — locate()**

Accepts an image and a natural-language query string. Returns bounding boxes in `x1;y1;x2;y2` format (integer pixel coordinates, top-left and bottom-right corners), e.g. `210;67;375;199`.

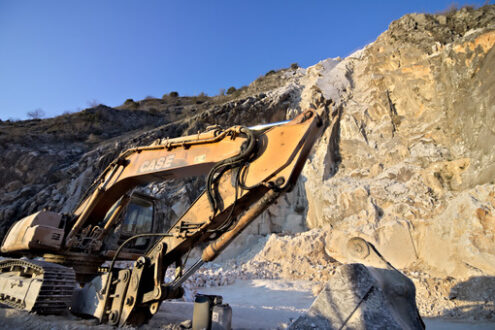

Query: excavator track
0;258;76;314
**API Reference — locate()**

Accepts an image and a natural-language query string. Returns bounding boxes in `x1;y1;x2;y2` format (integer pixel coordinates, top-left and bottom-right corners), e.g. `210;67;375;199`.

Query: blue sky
0;0;491;120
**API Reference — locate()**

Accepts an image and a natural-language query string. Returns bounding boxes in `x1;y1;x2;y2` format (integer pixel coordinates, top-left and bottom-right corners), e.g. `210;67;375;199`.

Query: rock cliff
301;5;495;280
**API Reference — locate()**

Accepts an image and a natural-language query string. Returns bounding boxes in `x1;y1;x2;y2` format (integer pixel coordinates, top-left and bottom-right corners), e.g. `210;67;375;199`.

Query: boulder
290;263;424;330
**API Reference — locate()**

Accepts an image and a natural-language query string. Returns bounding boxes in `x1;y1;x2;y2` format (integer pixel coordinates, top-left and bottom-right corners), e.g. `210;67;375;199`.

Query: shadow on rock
442;276;495;319
322;104;343;181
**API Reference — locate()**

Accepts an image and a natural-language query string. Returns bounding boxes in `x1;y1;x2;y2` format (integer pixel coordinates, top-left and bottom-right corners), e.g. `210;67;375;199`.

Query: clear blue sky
0;0;491;120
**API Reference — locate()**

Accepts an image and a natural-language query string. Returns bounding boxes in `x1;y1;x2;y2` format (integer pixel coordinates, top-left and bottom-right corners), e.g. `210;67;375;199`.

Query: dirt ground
1;279;495;329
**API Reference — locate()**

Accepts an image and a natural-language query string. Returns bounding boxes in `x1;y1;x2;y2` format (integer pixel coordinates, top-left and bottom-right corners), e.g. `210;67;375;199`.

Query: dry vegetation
116;65;297;116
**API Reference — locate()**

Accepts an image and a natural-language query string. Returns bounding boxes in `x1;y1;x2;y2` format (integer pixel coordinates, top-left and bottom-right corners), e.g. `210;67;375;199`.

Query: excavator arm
65;124;254;249
71;105;327;326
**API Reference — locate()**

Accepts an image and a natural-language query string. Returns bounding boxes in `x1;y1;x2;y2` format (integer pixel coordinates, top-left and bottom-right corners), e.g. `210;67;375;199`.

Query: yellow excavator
0;102;328;326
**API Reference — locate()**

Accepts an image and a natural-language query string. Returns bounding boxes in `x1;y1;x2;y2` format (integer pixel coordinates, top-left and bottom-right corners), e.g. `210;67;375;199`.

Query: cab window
121;198;154;249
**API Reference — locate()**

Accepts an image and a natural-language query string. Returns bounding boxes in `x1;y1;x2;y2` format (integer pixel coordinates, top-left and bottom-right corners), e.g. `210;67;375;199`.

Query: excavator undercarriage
0;259;76;314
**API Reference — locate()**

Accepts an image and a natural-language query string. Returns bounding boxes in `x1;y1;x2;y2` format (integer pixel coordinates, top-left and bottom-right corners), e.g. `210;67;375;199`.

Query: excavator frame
0;101;329;326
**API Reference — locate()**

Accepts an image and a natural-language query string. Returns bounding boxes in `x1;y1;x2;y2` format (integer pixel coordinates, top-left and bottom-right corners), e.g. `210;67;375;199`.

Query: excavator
0;102;328;326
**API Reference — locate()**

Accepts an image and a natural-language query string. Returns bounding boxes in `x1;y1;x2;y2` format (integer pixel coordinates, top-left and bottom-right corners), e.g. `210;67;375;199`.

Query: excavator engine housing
1;211;64;253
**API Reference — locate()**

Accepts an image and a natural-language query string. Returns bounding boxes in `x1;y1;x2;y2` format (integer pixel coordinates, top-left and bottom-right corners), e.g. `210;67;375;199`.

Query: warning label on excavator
194;154;206;163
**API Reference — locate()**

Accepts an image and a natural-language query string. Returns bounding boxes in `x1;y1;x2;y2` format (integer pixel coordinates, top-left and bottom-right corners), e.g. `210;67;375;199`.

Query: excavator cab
101;192;166;256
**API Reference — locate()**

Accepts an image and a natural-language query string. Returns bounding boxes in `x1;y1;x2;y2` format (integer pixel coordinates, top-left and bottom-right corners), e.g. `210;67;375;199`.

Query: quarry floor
1;279;494;329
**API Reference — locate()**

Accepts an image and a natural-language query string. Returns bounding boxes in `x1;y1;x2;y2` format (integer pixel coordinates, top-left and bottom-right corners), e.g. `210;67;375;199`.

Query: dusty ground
1;278;495;330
